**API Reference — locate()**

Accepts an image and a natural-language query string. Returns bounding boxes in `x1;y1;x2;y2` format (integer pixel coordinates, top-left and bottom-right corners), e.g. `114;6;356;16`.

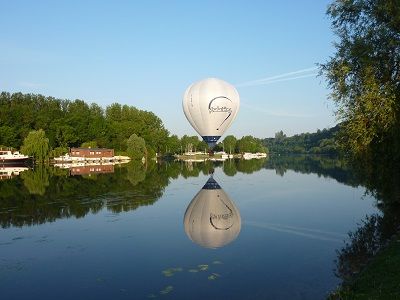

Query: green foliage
223;160;237;176
274;130;286;143
319;5;400;295
0;126;18;147
81;141;98;148
20;166;50;195
332;236;400;299
49;146;68;158
321;0;400;157
105;103;169;153
0;92;170;156
127;133;147;161
147;147;156;159
327;144;400;298
181;135;202;153
21;129;50;162
165;134;181;154
0;162;173;227
236;135;267;153
222;135;237;153
126;161;146;186
197;140;209;152
330;217;400;299
263;126;340;155
0;91;271;158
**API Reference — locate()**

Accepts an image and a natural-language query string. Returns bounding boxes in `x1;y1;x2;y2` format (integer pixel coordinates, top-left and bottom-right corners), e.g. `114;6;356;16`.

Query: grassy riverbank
329;235;400;299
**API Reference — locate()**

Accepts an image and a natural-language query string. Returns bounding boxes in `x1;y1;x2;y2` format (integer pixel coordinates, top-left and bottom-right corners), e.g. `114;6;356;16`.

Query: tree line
262;125;340;155
0;92;268;160
0;92;170;160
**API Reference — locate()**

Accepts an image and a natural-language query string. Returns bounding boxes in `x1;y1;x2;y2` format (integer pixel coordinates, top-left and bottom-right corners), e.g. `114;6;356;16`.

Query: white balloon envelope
182;78;240;148
183;177;241;249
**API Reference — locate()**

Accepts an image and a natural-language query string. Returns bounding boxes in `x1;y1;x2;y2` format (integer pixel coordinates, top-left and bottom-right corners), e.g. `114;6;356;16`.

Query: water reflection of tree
0;161;170;228
265;155;359;187
0;155;377;229
223;160;237;177
334;155;400;284
126;161;146;186
236;158;267;174
180;160;217;178
20;165;50;195
107;161;171;213
219;155;360;187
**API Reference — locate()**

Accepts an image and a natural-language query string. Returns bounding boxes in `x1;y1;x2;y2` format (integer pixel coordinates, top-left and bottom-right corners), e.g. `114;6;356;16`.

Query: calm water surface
0;157;378;299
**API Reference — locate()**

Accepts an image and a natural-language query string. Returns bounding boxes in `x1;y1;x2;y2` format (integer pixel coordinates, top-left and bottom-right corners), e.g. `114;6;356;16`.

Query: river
0;156;380;299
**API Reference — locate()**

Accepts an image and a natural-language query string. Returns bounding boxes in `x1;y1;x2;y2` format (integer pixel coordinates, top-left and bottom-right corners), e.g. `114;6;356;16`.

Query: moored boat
242;152;268;160
53;154;131;163
0;150;31;165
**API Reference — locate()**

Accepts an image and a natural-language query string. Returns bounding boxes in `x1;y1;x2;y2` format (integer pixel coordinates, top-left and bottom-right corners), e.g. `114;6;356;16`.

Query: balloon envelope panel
182;78;240;147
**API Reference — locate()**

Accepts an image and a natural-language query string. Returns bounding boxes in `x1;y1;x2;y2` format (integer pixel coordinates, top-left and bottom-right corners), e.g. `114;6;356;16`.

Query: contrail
252;73;318;85
236;66;318;87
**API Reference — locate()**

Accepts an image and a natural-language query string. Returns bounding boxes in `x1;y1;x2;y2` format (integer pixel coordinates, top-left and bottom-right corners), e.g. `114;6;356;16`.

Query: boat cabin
69;148;114;158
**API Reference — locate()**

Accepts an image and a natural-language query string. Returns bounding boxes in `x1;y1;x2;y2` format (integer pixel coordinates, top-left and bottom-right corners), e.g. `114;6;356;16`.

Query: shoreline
328;234;400;299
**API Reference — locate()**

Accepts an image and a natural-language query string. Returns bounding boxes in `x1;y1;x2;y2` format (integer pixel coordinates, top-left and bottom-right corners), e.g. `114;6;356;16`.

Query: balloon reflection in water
184;177;241;249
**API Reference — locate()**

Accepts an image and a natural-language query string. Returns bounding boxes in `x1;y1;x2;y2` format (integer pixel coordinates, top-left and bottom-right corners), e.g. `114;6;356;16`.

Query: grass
329;236;400;299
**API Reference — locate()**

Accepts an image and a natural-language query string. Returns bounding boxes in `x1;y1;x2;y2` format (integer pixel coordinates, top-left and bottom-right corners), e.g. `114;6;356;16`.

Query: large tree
222;135;237;154
236;135;267;153
21;129;50;162
165;134;181;154
127;133;147;161
321;0;400;157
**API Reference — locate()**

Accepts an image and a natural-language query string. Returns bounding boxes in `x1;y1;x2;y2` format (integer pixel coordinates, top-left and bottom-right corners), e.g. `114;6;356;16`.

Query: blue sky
0;0;337;138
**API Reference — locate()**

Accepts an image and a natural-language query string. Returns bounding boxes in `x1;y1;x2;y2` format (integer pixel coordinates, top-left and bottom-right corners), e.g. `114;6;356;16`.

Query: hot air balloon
183;177;241;249
183;78;240;148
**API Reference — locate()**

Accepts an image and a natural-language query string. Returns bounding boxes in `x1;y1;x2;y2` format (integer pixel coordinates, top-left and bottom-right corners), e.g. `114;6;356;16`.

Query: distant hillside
262;125;340;155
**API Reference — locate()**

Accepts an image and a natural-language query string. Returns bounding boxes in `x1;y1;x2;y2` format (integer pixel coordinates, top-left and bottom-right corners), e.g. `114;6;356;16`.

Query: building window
90;151;94;155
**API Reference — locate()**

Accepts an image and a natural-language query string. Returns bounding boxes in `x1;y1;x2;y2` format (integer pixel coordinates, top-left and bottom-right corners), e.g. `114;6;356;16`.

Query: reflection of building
70;164;114;176
184;176;241;249
70;148;114;159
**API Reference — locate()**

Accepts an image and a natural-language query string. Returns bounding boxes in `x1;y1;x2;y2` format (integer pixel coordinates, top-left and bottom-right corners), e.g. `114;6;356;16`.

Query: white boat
54;154;85;162
54;154;131;163
0;150;30;164
242;152;268;160
255;152;267;158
